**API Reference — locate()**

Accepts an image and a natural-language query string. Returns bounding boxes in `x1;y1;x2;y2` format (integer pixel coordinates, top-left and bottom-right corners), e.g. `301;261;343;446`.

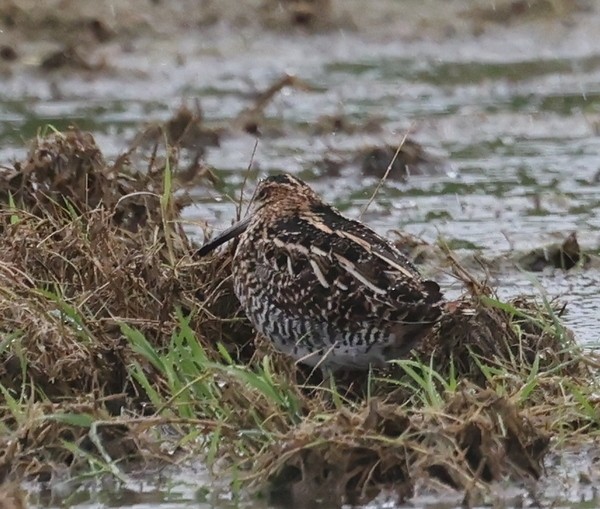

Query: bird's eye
255;185;269;202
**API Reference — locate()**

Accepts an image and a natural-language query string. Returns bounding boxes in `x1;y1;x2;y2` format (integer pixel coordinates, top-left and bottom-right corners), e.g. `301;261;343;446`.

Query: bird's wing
258;209;442;326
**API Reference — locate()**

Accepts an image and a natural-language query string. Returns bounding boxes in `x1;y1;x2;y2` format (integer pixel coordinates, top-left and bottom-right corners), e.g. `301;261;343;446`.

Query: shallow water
23;449;600;509
3;2;600;507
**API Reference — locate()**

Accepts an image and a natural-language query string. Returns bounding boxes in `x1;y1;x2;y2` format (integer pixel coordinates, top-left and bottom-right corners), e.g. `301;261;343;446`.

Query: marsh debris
40;46;103;72
0;129;239;392
0;129;255;481
86;18;115;43
135;103;221;156
312;113;384;136
420;295;577;382
261;0;334;30
4;129;186;231
360;141;446;180
0;45;17;62
464;0;590;26
235;74;313;135
517;232;587;271
392;231;443;265
318;140;448;179
263;383;549;507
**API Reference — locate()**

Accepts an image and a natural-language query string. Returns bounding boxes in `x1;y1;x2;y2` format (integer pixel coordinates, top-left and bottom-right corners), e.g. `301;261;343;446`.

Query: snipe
197;174;444;372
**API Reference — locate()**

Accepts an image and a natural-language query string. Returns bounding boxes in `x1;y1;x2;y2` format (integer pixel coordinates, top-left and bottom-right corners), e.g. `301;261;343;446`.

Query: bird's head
253;174;320;210
196;173;319;256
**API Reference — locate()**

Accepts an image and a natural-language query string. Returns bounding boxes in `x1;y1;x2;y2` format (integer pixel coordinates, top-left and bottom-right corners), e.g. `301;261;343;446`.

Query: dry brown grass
0;129;251;482
259;387;548;506
0;130;246;393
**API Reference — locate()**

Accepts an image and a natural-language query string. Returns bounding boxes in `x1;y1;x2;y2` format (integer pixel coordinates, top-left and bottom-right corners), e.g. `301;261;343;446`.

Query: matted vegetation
0;129;598;507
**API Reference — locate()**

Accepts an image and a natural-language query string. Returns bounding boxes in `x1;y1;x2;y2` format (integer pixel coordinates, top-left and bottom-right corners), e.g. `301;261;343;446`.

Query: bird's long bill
196;216;251;256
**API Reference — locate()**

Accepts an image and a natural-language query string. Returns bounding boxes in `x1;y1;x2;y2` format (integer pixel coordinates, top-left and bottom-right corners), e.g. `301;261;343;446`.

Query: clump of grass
0;129;252;481
0;128;598;508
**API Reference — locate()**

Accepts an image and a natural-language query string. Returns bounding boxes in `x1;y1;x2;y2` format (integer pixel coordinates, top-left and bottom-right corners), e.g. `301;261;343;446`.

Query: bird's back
232;199;443;370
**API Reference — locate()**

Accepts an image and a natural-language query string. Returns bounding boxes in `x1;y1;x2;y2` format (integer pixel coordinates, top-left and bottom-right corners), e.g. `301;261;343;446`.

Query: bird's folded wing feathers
261;213;440;312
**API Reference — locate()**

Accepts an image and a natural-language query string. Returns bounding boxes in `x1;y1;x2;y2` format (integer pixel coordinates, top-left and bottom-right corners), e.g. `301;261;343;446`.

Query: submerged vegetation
0;129;598;507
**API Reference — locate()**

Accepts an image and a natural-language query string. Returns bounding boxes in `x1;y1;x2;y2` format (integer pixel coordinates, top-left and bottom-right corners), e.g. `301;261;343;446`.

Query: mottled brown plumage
198;174;444;372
